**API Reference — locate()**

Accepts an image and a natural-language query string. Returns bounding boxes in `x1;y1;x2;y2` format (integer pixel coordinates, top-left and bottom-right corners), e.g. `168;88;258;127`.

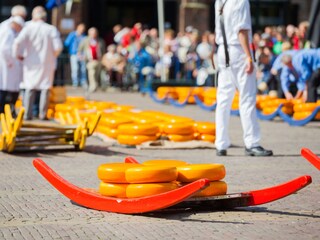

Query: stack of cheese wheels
175;87;194;104
162;122;195;142
157;87;178;100
117;123;159;145
256;95;277;110
193;122;216;143
97;113;133;139
260;98;293;115
143;160;227;197
293;102;320;120
98;163;179;198
202;88;217;106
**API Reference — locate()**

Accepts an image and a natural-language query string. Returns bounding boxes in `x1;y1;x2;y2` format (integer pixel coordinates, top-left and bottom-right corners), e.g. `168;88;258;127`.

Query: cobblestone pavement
1;87;320;239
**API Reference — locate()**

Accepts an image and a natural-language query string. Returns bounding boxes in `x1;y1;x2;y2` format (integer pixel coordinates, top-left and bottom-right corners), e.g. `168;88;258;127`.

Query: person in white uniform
0;16;24;114
214;0;273;156
0;5;27;31
13;6;62;120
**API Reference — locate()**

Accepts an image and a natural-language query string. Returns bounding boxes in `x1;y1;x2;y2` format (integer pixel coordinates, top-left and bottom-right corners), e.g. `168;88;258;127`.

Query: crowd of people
0;4;319;121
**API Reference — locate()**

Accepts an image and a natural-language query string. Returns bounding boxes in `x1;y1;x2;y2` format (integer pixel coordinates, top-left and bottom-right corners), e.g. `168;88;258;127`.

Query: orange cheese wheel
293;111;320;120
194;122;216;134
143;159;188;167
163;122;194;135
96;126;118;139
126;165;178;183
97;163;138;183
118;124;159;136
167;134;194;142
117;135;158;145
99;182;128;198
198;134;216;143
193;181;227;197
177;164;226;182
126;182;179;198
99;116;133;128
293;103;318;113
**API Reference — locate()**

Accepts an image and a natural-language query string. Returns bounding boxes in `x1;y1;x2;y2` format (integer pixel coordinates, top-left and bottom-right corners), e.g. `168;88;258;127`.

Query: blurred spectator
280;49;320;102
0;16;24;114
78;27;105;92
0;5;27;30
64;23;87;88
128;40;154;93
101;44;126;89
13;6;62;120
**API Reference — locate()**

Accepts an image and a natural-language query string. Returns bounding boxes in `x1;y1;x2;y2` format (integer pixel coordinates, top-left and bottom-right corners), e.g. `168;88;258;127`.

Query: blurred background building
0;0;313;36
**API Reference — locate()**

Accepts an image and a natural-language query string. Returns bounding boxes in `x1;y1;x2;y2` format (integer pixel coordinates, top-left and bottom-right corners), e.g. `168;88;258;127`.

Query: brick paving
1;87;320;239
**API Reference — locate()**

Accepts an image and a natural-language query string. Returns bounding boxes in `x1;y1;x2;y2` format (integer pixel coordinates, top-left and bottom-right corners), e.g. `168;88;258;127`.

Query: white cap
12;16;25;27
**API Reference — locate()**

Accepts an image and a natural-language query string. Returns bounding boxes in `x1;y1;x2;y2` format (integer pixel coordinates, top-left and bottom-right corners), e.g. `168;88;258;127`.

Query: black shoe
216;149;227;156
245;146;273;156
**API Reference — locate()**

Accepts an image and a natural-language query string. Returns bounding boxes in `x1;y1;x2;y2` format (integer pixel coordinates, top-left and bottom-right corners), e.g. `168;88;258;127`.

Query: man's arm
238;29;253;74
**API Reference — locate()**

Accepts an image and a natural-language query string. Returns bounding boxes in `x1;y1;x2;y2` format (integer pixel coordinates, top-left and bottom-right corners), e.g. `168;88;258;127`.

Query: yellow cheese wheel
293;111;320;120
126;182;179;198
96;126;118;139
193;181;227;197
194;122;216;134
118;124;159;136
167;134;194;142
99;116;133;129
293;103;318;113
143;159;188;167
262;106;293;115
198;134;216;143
125;165;178;183
177;164;226;182
97;163;138;183
117;135;158;145
112;105;134;111
163;122;194;135
99;182;128;198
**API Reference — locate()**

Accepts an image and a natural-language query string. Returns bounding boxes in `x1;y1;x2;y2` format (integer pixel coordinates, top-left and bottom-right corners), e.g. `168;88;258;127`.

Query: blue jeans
70;55;87;87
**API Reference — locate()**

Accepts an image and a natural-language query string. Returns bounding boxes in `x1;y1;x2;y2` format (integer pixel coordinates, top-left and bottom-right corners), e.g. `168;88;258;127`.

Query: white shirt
13;20;62;90
215;0;252;46
0;27;22;91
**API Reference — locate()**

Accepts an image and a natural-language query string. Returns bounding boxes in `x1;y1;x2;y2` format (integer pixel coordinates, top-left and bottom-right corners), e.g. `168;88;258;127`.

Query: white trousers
215;45;260;150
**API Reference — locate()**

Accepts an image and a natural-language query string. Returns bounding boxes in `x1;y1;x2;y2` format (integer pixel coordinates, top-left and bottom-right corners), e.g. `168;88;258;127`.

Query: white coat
214;0;260;150
0;27;22;91
13;20;62;90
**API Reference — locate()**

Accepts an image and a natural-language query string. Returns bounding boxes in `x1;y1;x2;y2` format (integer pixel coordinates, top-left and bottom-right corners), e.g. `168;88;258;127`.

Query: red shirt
90;43;98;60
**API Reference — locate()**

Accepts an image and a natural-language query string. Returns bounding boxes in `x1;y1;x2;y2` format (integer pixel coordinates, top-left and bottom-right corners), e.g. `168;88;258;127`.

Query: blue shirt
64;31;86;55
280;49;320;93
271;50;298;73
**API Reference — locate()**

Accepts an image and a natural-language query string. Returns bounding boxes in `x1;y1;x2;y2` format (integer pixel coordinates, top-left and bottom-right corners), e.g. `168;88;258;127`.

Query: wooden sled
33;158;312;214
301;148;320;171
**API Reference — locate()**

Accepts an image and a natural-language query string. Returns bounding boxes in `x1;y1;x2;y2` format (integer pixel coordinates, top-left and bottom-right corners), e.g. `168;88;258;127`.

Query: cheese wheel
293;111;320;120
177;164;226;182
97;163;138;183
163;122;194;135
193;181;227;197
198;134;216;143
99;182;128;198
117;135;158;145
97;126;118;139
118;124;159;136
194;122;216;134
126;165;178;183
167;134;194;142
262;106;293;115
100;116;133;128
126;182;179;198
143;159;188;167
293;103;318;113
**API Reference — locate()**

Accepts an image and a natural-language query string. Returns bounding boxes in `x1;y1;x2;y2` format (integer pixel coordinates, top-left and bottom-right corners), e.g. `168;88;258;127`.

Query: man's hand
246;58;254;74
284;91;293;100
